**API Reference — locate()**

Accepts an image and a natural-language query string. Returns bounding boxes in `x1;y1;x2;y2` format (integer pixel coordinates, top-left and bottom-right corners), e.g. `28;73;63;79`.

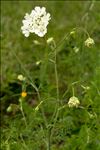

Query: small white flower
21;6;51;37
17;74;25;81
85;37;94;47
68;96;80;108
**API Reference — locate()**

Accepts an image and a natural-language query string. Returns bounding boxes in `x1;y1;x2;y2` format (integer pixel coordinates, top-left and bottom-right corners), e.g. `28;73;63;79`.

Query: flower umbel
68;96;80;108
21;6;51;37
85;37;94;47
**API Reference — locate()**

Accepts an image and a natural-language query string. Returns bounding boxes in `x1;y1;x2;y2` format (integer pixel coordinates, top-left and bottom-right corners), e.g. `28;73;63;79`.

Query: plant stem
54;43;59;103
20;100;27;127
49;40;60;147
47;129;51;150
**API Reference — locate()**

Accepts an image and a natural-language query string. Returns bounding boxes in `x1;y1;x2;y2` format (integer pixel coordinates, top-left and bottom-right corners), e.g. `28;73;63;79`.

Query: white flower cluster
21;6;51;37
68;96;80;108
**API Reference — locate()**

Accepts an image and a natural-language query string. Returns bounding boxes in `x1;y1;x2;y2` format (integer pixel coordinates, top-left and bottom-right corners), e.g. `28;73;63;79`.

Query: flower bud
73;46;79;53
68;96;80;108
47;37;54;44
81;85;90;90
70;31;75;36
17;74;25;81
36;60;41;66
85;37;94;47
6;104;19;113
33;40;41;45
7;105;12;112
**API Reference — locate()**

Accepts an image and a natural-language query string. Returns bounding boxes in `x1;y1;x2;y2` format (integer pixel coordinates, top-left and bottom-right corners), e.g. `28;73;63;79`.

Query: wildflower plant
1;2;99;150
18;6;97;149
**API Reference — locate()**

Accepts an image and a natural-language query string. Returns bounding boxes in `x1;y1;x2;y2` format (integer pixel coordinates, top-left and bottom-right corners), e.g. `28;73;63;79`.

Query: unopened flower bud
73;46;79;53
36;60;41;66
81;85;90;90
17;74;25;81
85;37;94;47
7;105;12;112
68;96;80;108
33;40;41;45
70;31;75;35
47;37;54;44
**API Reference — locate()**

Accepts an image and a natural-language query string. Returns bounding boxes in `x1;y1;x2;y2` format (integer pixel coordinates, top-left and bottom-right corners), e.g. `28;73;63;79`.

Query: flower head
21;91;27;98
21;6;51;37
85;37;94;47
68;96;80;108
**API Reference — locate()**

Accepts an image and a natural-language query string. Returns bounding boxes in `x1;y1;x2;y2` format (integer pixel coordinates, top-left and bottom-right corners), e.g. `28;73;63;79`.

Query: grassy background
1;1;100;150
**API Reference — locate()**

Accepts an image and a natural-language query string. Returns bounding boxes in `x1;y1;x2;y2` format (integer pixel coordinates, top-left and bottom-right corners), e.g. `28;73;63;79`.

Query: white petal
24;32;29;37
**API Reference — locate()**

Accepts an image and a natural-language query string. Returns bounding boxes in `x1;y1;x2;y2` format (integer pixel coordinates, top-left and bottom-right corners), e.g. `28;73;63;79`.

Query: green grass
1;1;100;150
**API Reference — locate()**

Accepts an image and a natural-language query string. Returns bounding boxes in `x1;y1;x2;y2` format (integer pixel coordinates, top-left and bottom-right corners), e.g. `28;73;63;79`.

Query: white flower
21;6;51;37
17;74;25;81
85;37;94;47
68;96;80;108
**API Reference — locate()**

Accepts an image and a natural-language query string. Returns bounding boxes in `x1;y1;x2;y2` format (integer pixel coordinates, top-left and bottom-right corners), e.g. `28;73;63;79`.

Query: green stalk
20;99;27;127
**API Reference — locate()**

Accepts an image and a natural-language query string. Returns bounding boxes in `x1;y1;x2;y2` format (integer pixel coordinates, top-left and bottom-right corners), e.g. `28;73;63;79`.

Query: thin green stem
50;108;61;142
20;100;27;127
72;87;75;96
54;44;59;103
36;88;48;128
39;38;48;88
47;129;51;150
75;27;90;37
48;33;71;145
49;40;60;146
20;134;28;150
